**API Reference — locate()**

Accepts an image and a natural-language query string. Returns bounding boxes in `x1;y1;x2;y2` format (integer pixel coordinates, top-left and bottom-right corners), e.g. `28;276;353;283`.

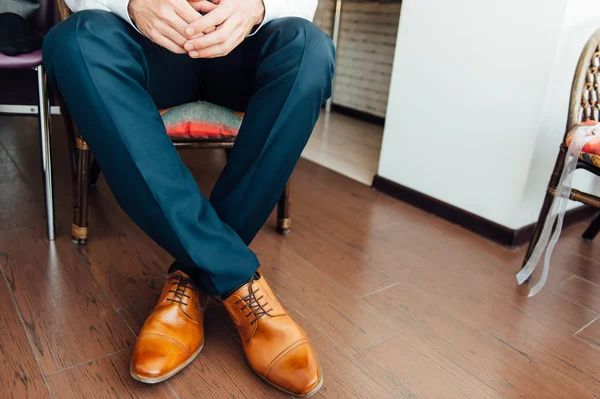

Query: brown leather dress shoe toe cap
265;341;322;397
130;333;191;383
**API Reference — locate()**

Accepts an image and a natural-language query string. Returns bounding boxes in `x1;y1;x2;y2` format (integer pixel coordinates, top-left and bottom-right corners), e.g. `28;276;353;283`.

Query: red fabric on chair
160;101;244;140
565;120;600;168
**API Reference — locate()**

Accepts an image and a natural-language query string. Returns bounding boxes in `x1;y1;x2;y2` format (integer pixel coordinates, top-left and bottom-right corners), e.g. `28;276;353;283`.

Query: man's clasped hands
128;0;265;57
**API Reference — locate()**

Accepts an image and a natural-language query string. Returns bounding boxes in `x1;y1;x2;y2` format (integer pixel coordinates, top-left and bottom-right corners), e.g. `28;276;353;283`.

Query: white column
378;0;600;230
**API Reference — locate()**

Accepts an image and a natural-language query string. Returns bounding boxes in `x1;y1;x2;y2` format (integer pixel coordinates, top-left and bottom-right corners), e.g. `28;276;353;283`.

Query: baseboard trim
329;104;385;126
372;175;598;248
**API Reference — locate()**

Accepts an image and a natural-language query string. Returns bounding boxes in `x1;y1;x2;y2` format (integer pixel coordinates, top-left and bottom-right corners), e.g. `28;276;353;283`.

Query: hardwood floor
1;113;600;398
301;112;383;185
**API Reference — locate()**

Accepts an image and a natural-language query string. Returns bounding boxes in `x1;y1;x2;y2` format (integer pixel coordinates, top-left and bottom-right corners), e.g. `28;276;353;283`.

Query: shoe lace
235;275;273;325
165;274;195;306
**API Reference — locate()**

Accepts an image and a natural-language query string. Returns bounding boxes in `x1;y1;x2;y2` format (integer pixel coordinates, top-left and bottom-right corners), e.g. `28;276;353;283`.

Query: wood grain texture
576;316;600;348
555;275;600;313
118;301;156;337
46;350;175;399
261;161;423;297
375;220;599;335
556;227;600;263
0;142;45;231
362;282;599;398
0;116;78;202
401;267;600;393
551;248;600;285
0;226;136;374
2;114;600;397
355;332;503;399
279;305;397;398
0;265;51;398
251;231;399;354
75;199;172;309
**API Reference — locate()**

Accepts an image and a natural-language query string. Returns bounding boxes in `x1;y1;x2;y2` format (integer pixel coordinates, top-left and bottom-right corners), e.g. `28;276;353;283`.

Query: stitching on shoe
264;339;309;379
140;332;192;356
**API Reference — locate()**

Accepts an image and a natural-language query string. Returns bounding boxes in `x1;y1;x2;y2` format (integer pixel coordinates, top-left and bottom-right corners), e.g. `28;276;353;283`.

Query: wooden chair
55;0;291;244
523;28;600;267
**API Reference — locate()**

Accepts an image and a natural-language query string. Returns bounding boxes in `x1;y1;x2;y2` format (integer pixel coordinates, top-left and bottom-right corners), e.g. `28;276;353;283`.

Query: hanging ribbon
516;123;599;297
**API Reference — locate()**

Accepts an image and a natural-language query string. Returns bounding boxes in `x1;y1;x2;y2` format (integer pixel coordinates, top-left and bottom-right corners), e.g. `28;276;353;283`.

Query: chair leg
522;147;566;268
72;132;90;244
277;183;291;234
36;65;55;241
582;213;600;241
89;158;102;188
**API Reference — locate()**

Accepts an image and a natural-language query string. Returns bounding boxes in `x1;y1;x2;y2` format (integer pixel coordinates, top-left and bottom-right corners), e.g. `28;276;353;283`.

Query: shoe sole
253;367;324;398
130;339;204;384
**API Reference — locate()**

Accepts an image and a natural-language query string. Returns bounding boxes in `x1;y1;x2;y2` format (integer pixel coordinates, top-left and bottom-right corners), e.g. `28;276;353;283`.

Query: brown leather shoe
223;273;322;397
130;270;206;383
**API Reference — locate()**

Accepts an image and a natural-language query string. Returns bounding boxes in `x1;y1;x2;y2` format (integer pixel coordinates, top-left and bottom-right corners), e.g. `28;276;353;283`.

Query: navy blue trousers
42;11;335;296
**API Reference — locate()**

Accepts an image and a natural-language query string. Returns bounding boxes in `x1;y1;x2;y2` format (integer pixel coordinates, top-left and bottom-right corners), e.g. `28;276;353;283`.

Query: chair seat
580;151;600;168
160;101;243;141
565;121;600;168
0;49;42;69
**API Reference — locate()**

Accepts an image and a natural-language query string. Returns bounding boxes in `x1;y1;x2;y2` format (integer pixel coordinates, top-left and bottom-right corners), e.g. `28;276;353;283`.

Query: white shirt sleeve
65;0;136;28
65;0;318;36
250;0;318;35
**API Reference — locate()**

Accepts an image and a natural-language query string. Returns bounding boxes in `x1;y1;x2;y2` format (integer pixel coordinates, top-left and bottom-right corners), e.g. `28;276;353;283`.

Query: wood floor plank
576;316;600;348
75;197;173;309
250;231;400;354
0;116;75;201
555;276;600;313
119;301;285;398
0;226;136;374
376;221;599;335
391;262;600;394
0;144;44;231
0;266;51;398
4;114;600;397
0;141;24;184
555;252;600;286
263;200;411;298
291;159;422;232
556;231;600;266
279;305;397;398
354;331;500;399
46;350;175;398
362;282;598;398
0;116;40;151
118;301;156;337
363;264;600;394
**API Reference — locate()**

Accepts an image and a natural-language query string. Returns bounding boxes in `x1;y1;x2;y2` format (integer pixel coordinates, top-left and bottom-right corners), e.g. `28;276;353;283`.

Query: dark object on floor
0;13;42;56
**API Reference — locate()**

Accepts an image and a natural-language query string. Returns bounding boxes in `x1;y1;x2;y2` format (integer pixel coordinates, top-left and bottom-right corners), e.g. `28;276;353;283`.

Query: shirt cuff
247;0;278;36
101;0;141;33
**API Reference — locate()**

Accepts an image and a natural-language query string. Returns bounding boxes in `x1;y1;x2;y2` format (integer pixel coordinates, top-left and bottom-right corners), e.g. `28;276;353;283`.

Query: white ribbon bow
516;124;599;297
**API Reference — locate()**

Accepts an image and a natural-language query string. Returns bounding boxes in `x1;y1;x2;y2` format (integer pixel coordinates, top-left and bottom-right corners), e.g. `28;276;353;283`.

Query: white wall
518;0;600;226
379;0;600;230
